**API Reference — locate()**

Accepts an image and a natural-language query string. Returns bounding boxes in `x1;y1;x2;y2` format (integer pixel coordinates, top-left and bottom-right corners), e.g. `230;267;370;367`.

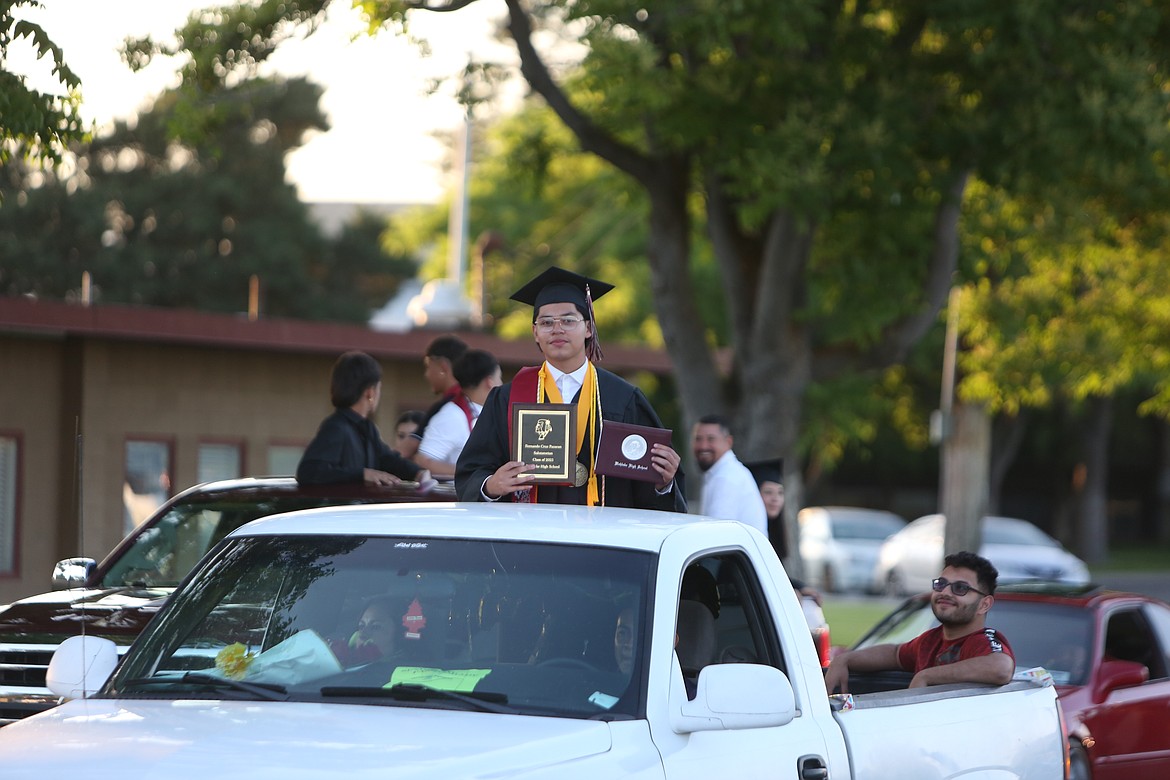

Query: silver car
797;506;907;593
872;514;1091;596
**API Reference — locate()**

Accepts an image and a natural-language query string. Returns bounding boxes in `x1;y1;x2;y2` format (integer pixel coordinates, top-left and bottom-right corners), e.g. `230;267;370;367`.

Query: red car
850;582;1170;780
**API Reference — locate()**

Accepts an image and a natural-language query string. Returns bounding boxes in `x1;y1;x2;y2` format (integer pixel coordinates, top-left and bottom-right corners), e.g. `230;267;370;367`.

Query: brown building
0;296;673;603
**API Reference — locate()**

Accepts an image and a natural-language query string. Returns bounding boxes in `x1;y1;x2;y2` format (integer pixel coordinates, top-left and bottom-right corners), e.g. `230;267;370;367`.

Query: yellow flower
215;643;255;680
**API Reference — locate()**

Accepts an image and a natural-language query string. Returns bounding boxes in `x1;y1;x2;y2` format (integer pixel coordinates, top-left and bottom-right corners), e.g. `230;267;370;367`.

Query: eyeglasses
535;316;585;332
931;577;988;597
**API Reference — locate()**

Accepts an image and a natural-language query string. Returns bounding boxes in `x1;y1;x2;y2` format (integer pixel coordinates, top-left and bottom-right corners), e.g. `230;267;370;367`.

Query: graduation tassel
585;283;604;363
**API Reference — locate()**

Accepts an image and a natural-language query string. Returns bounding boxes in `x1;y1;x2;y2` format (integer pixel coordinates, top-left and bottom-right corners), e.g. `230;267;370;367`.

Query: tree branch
813;169;970;380
502;0;656;185
871;169;970;367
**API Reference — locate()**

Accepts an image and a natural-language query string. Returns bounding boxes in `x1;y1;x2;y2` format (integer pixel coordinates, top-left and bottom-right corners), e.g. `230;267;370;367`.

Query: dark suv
0;476;456;724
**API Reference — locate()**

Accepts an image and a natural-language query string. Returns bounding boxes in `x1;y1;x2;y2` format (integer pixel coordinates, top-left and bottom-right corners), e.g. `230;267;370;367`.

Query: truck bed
832;681;1063;779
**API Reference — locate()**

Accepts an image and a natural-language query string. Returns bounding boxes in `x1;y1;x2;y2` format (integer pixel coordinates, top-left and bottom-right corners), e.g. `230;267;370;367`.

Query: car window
103;506;225;588
1142;602;1170;678
855;598;1095;687
986;602;1093;685
101;495;399;589
680;554;787;675
854;598;938;649
111;535;653;719
1104;608;1167;680
831;515;904;540
982;519;1059;548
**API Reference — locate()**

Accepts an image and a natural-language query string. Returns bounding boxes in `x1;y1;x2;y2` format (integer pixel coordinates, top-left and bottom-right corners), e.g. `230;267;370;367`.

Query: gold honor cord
539;362;601;506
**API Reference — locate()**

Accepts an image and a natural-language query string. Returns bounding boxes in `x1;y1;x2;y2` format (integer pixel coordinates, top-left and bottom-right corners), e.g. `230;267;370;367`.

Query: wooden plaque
511;403;577;485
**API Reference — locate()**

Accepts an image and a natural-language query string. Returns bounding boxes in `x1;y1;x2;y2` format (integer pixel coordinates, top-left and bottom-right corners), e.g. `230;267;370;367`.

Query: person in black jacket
296;351;428;486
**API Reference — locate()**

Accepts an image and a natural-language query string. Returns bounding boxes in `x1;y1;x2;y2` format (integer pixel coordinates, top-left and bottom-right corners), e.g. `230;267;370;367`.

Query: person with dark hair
456;266;685;511
745;459;788;560
394;410;427;460
412;335;469;445
329;596;402;667
415;349;502;480
824;550;1014;694
296;351;427;486
691;414;767;533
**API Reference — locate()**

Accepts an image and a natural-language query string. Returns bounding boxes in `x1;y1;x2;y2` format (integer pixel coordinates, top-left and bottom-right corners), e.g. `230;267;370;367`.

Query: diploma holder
595;421;673;483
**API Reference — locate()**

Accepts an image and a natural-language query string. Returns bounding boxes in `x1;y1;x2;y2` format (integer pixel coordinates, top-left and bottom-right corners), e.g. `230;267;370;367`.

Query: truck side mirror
46;635;119;699
1093;658;1148;703
52;558;96;590
671;663;797;733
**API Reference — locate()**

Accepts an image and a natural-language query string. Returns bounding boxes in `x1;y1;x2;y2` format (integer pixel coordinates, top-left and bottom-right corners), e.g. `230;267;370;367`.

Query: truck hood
0;698;617;778
0;587;169;643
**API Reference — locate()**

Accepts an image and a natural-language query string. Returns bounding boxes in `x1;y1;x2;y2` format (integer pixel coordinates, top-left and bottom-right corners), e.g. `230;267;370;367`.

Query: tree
0;75;416;321
138;1;1170;534
0;0;87;166
954;185;1170;558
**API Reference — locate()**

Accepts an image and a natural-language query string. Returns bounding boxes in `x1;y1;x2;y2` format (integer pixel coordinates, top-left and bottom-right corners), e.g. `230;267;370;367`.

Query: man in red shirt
825;551;1015;693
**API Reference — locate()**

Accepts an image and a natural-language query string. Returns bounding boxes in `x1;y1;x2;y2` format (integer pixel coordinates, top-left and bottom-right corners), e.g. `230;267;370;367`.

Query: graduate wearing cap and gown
747;459;789;560
455;267;686;512
746;459;821;602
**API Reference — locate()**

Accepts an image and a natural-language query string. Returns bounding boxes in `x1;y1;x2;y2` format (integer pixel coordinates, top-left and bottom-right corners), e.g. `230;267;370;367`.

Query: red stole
507;367;542;503
442;385;474;430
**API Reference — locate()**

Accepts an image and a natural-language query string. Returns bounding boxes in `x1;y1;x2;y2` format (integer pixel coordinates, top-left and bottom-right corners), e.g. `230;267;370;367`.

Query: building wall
0;336;65;599
0;334;433;602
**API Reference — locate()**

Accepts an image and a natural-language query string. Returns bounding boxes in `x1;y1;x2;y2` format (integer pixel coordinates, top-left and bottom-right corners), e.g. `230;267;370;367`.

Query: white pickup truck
0;503;1067;778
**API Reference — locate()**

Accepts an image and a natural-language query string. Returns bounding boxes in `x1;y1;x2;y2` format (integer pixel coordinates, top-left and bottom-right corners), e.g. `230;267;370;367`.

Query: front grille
0;649;53;688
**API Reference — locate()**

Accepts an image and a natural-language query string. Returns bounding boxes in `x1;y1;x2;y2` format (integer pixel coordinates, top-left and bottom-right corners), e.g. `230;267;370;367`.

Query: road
1094;571;1170;602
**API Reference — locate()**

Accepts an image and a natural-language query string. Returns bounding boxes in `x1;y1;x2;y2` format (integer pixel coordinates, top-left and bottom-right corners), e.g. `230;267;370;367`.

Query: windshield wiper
119;672;288;701
320;683;513;714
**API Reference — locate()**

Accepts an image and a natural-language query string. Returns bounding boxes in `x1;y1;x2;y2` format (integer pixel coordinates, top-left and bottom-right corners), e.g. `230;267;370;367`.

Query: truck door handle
798;755;829;780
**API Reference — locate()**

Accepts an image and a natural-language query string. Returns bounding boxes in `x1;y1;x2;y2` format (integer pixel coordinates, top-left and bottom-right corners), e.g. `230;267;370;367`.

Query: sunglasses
931;577;988;597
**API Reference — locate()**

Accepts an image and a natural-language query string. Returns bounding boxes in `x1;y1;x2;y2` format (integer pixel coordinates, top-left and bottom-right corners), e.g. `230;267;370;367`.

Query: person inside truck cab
329;597;400;667
824;551;1015;694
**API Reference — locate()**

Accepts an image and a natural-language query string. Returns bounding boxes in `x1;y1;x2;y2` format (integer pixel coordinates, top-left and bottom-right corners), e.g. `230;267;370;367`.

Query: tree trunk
941;401;991;556
1073;396;1112;564
782;467;807;581
642;170;725;432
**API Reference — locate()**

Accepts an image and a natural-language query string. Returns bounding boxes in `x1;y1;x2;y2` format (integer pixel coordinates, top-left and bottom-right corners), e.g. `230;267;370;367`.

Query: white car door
648;527;845;780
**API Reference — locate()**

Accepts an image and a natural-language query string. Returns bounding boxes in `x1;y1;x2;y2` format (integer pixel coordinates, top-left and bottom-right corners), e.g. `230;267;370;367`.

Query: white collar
545;360;589;384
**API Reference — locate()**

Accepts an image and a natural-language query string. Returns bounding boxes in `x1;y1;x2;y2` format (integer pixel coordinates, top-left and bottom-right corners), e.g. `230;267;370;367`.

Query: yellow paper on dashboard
387;667;492;692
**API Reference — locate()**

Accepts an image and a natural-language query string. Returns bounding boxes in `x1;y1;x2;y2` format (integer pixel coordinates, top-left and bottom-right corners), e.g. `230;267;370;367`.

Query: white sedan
797;506;907;593
872;514;1091;596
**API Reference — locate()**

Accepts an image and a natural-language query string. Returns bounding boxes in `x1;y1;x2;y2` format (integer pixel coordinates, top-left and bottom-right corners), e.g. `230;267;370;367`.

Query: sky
10;0;516;204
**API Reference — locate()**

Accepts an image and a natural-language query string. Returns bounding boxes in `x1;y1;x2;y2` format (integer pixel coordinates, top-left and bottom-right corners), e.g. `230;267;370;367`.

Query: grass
1090;544;1170;572
821;597;896;648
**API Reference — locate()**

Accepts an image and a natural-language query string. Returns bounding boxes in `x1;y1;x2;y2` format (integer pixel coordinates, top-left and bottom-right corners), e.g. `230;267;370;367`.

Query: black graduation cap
510;266;615;313
746;459;783;487
511;266;614;361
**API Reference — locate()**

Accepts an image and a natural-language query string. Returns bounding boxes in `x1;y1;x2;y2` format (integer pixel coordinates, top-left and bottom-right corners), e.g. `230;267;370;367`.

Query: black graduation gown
455;366;686;512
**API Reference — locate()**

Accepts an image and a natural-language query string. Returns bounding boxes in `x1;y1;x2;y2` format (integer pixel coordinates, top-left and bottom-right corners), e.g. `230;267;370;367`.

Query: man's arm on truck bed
824;644;902;694
908;652;1014;688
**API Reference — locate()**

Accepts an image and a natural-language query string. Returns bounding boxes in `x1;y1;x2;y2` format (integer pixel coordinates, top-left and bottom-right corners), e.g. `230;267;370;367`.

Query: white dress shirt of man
691;415;768;534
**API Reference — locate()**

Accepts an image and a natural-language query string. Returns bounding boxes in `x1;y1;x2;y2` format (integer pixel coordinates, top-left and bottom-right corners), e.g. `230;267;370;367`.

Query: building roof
0;295;675;373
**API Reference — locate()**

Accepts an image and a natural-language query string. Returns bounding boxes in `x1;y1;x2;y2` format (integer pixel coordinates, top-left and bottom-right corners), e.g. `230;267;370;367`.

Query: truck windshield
111;535;653;719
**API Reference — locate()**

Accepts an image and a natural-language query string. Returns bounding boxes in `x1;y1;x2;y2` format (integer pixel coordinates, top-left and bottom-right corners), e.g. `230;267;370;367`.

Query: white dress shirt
698;449;768;533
